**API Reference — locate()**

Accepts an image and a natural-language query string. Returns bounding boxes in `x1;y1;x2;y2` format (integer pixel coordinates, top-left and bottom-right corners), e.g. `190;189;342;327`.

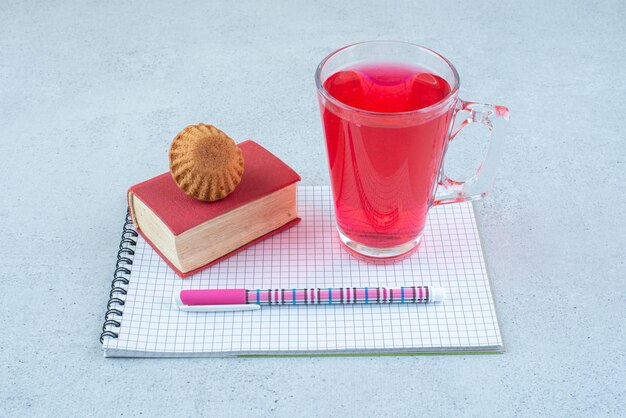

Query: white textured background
1;0;624;416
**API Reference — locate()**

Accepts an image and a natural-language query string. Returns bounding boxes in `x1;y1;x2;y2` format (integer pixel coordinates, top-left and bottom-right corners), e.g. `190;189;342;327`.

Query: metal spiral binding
100;211;137;344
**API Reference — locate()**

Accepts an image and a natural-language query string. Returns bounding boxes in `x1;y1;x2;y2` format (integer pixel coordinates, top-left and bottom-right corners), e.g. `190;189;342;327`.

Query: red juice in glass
316;42;508;260
320;62;454;250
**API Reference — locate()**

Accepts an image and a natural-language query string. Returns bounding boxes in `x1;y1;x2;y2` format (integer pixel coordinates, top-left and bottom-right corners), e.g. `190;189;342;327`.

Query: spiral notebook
100;186;503;357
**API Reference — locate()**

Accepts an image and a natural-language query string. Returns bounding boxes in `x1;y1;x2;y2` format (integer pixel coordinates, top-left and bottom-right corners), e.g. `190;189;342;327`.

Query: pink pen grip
179;289;247;305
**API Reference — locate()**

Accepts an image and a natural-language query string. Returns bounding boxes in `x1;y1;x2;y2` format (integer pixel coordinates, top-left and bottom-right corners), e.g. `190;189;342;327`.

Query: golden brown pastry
169;124;244;201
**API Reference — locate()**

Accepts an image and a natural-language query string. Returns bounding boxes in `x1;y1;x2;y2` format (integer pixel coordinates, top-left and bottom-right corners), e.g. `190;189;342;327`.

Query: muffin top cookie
169;124;244;201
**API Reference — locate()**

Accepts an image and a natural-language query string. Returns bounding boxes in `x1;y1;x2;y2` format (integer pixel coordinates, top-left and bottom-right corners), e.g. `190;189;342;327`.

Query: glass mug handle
434;100;510;205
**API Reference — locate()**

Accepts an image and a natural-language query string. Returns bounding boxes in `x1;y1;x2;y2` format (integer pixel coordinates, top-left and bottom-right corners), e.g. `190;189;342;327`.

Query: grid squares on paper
103;186;503;356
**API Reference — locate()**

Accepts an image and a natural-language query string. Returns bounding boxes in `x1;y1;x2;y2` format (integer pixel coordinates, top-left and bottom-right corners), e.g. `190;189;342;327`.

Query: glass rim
315;40;461;117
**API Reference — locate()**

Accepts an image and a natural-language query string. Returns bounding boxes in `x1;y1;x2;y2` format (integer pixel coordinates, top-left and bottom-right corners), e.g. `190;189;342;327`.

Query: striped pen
174;286;445;312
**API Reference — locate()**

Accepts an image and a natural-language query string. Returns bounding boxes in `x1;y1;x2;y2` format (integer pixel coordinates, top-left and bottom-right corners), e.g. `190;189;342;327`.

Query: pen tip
431;288;445;302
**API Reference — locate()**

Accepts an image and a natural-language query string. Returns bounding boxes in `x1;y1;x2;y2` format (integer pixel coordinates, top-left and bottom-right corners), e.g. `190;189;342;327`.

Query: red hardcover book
128;140;301;277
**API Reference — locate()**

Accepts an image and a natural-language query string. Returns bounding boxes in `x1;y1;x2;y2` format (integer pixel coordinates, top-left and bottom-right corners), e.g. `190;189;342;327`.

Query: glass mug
315;41;509;260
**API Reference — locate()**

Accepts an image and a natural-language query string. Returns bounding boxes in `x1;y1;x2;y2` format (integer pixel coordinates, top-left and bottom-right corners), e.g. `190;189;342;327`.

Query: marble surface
1;0;624;416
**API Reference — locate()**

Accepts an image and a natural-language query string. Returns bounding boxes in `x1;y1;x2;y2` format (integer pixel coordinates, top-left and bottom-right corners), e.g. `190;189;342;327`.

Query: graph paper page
103;186;503;357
